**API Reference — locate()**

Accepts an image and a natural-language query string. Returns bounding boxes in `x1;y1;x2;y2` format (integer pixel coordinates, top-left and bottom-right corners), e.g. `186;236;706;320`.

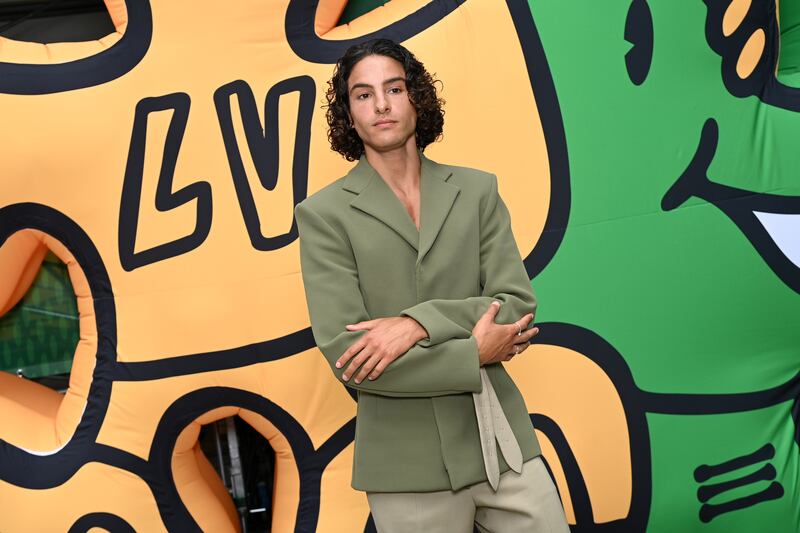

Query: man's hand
336;317;428;383
472;301;539;366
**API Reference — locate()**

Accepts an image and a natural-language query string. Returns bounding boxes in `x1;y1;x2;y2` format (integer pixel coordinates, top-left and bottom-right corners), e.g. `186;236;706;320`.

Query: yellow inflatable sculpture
0;1;638;530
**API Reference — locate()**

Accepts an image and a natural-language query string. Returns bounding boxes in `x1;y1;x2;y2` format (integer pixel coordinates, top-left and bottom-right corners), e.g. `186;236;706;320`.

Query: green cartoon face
527;0;798;531
660;0;800;296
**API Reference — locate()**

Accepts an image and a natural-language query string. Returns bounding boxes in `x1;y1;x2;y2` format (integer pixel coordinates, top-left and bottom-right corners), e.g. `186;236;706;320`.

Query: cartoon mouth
662;118;800;293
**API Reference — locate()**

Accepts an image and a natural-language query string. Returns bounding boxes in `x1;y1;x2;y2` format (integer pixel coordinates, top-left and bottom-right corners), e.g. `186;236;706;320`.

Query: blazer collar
343;150;459;265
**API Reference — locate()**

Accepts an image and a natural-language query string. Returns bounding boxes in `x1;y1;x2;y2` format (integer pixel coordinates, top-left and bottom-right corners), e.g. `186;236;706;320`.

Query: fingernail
355;379;361;384
342;374;349;380
335;362;341;368
493;300;501;306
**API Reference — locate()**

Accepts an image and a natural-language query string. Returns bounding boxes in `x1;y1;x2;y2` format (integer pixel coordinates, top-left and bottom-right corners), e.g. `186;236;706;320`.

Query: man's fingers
354;352;381;384
510;314;538;338
368;359;390;381
514;340;532;354
342;348;370;381
345;319;375;331
519;313;535;328
502;341;531;363
335;338;365;369
479;301;502;322
519;325;540;342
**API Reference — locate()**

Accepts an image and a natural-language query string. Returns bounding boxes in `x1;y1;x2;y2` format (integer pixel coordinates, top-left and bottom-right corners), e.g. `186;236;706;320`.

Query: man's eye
357;93;370;99
389;87;402;94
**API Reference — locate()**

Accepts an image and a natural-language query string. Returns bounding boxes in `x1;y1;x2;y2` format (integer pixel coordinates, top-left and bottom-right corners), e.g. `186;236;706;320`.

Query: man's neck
364;142;421;194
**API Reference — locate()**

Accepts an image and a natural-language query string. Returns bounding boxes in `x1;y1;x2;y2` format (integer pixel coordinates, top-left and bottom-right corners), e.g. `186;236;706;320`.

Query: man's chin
364;137;416;154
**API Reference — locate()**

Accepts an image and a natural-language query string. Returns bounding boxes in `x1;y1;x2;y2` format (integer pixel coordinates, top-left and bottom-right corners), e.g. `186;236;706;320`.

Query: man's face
346;54;418;155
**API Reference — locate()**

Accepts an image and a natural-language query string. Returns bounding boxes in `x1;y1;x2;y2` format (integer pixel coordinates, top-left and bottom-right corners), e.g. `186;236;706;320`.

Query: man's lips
373;120;396;127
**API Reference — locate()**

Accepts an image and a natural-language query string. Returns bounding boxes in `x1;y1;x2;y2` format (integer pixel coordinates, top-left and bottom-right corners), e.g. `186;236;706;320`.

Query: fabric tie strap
472;367;524;491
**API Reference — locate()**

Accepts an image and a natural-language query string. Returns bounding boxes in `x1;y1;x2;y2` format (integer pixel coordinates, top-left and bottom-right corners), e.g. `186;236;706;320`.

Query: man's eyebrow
348;77;407;94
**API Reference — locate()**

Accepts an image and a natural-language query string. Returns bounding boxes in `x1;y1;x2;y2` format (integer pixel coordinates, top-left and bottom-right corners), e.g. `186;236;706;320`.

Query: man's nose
375;94;390;113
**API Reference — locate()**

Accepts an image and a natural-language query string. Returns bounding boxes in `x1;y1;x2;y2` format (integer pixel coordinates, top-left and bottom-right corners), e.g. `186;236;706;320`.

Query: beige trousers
366;456;570;533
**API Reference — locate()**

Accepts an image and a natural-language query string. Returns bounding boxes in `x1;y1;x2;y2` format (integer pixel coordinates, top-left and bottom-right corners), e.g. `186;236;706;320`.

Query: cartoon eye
719;0;766;81
624;0;654;86
702;0;795;108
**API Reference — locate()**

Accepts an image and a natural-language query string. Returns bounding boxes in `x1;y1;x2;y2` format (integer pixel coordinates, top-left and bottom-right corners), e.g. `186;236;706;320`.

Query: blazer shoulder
295;175;350;220
439;161;495;185
436;161;498;200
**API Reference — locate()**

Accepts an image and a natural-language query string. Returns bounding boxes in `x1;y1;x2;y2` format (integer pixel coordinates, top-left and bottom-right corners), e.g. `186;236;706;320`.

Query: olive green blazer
294;151;541;492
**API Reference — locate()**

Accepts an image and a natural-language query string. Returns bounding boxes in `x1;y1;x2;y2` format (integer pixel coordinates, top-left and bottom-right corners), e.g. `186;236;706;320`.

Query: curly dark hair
324;38;445;161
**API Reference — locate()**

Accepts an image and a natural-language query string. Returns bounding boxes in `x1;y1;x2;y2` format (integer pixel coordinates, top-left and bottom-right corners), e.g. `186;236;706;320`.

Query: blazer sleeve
399;173;538;347
294;201;482;398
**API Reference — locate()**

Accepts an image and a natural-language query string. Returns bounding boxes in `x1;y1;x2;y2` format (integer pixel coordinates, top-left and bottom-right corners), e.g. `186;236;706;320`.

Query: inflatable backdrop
1;0;798;531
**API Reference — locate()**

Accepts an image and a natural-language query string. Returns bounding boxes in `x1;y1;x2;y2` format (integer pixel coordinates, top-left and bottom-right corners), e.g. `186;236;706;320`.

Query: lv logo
119;76;315;271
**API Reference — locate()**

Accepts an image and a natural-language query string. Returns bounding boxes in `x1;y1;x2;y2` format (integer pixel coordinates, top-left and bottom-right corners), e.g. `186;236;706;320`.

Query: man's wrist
404;316;429;343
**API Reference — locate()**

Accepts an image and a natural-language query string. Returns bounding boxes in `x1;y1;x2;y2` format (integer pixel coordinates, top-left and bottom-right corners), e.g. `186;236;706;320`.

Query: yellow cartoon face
0;1;635;531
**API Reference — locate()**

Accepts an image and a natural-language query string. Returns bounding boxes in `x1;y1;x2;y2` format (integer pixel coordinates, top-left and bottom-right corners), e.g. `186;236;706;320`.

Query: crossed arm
294;173;538;398
339;301;537;384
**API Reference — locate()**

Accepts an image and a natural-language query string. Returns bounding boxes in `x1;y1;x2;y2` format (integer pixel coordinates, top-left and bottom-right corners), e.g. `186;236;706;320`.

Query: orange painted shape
737;29;766;79
0;462;166;532
0;230;47;315
325;0;434;40
173;422;240;532
239;409;302;533
315;0;349;36
536;430;576;525
507;344;633;524
723;0;752;37
318;441;372;532
0;371;60;450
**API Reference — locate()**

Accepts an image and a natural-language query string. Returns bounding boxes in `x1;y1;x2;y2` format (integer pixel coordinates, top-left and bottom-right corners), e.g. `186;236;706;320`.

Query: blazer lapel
345;156;420;251
417;153;459;266
343;151;459;265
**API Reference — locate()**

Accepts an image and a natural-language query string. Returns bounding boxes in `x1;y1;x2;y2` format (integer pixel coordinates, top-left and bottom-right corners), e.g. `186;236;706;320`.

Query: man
295;38;569;532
